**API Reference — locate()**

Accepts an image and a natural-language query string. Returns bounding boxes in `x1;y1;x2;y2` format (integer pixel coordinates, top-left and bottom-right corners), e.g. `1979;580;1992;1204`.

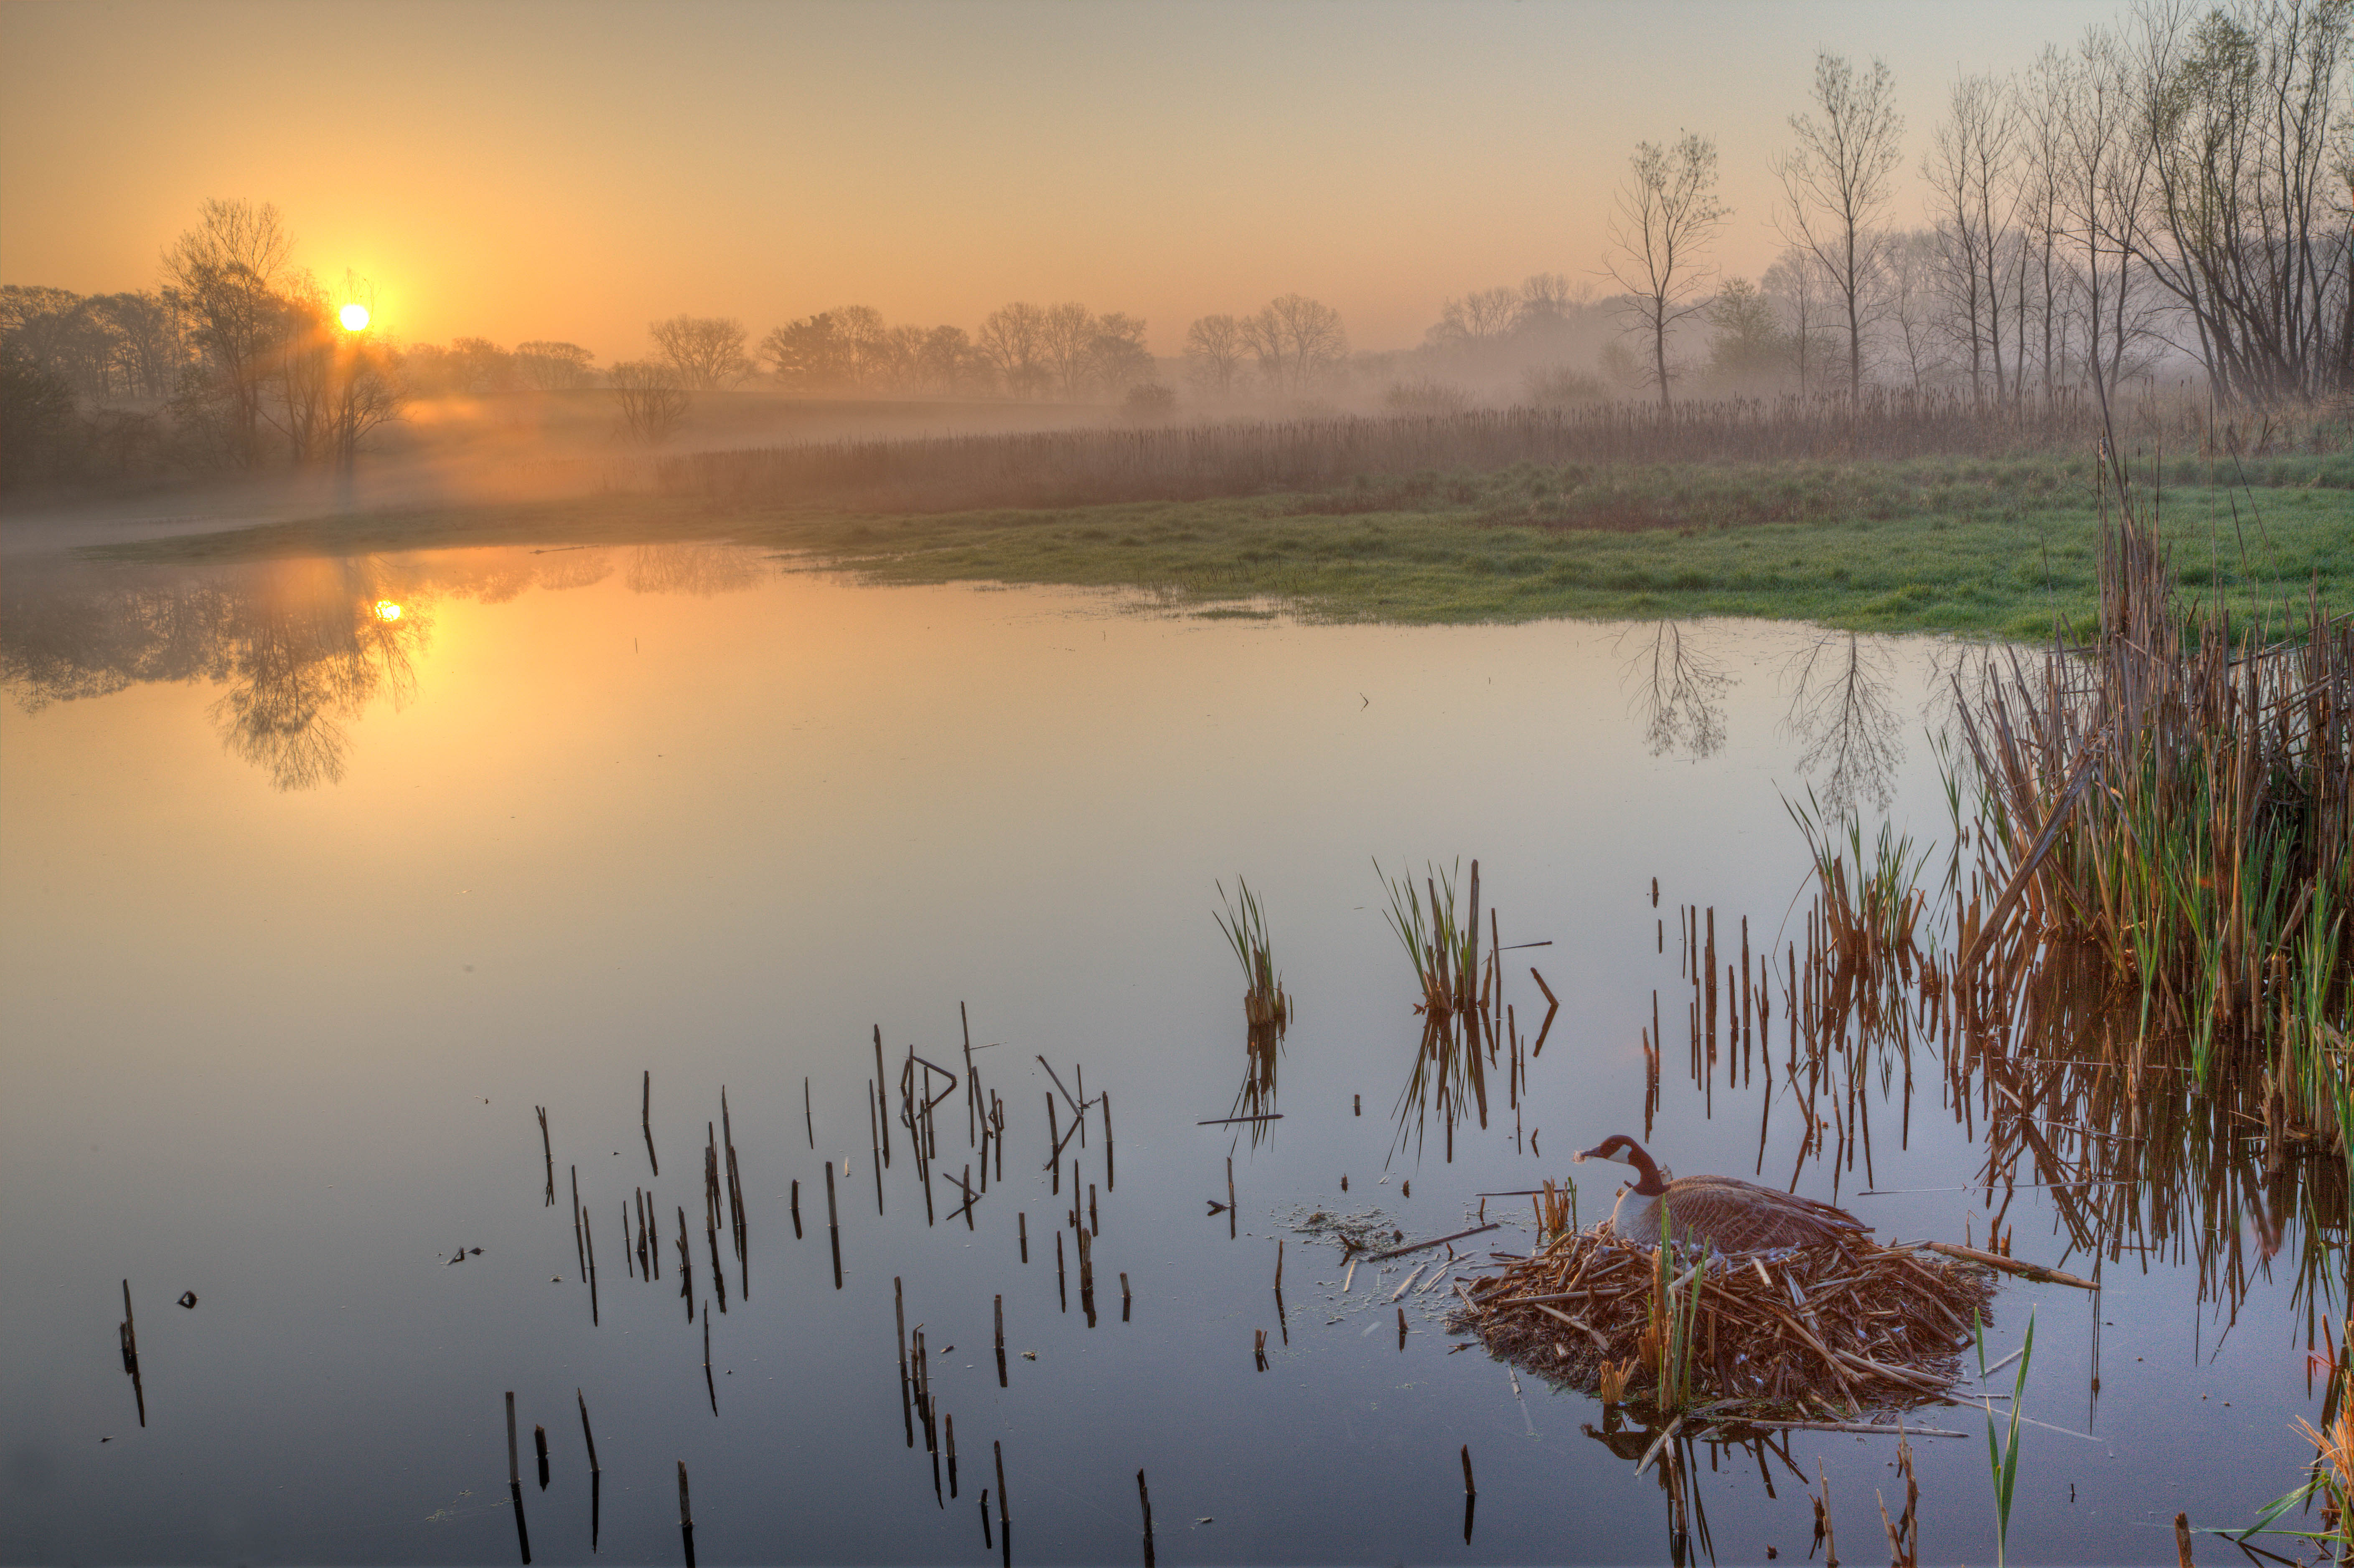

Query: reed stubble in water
505;1392;531;1565
118;1281;144;1428
641;1071;657;1177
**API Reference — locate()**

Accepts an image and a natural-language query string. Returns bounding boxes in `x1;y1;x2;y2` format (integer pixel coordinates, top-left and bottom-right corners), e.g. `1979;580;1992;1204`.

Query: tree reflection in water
1618;621;1730;760
1780;631;1902;815
0;544;772;790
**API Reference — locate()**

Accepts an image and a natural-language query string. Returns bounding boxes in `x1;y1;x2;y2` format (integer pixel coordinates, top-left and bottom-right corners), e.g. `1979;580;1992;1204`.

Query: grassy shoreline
78;454;2351;637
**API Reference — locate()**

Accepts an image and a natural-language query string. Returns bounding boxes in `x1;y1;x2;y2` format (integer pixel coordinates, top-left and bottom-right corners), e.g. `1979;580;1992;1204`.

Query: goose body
1573;1134;1869;1253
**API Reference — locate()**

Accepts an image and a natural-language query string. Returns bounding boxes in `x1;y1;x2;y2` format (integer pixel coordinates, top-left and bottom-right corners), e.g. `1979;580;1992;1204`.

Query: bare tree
915;325;980;394
1777;53;1906;399
1514;272;1592;328
976;302;1048;397
2128;0;2351;401
1183;314;1248;398
162;198;296;468
1603;133;1729;408
1037;302;1096;398
1925;73;2017;401
1706;277;1789;384
1240;295;1346;397
648;315;750;389
1764;247;1833;392
1427;286;1520;348
610;360;690;444
1885;229;1952;391
1086;312;1152;396
512;341;597;390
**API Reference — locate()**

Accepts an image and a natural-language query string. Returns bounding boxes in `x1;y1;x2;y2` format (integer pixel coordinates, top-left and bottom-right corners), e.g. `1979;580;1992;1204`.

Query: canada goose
1572;1134;1869;1253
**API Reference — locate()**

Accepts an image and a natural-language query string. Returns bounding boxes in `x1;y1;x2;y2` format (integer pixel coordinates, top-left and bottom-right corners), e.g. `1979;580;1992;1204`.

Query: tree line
1596;0;2350;408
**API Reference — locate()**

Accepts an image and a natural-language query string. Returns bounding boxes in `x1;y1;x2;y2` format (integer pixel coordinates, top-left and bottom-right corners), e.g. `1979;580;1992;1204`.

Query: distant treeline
5;0;2348;493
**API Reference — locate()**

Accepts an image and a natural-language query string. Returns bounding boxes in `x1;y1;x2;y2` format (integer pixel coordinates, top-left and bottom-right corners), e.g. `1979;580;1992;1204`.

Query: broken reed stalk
874;1026;890;1167
825;1161;842;1290
994;1441;1011;1568
536;1106;554;1206
995;1294;1007;1386
506;1392;532;1564
677;1461;695;1568
703;1310;717;1416
119;1280;145;1427
676;1206;693;1320
1103;1090;1113;1190
584;1201;600;1327
1138;1468;1156;1567
791;1179;802;1240
534;1423;549;1490
642;1070;657;1177
868;1080;885;1217
576;1389;600;1472
570;1166;585;1281
722;1089;747;1299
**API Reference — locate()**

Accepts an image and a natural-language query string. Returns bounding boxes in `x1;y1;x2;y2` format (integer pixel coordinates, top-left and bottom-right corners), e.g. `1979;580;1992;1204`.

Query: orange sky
3;0;2120;359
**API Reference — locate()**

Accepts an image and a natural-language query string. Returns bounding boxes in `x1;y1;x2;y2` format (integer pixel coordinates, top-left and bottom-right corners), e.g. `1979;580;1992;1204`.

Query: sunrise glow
339;303;370;332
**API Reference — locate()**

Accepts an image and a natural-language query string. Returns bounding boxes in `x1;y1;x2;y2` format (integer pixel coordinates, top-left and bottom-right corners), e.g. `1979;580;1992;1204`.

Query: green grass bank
92;453;2352;637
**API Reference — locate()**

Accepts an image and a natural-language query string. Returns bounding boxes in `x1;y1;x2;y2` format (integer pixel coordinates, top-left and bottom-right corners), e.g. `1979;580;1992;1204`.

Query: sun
373;601;402;621
339;303;371;332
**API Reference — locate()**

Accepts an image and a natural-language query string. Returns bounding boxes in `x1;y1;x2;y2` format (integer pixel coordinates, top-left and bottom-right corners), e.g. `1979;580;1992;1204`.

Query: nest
1450;1228;1998;1420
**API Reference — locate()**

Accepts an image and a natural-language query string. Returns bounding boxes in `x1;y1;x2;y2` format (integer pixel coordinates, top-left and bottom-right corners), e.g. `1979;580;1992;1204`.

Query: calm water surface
0;544;2327;1565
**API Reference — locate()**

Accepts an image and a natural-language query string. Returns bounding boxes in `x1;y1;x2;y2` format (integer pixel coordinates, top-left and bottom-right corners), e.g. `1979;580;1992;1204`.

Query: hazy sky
2;0;2123;360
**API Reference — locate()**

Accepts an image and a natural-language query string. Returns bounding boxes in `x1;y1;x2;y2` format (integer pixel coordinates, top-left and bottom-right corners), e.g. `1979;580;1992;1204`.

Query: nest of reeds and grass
1450;1222;1998;1423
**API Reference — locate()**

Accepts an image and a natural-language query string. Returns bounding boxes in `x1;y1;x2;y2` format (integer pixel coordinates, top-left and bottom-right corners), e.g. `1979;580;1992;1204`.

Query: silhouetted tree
1183;313;1248;397
1241;295;1346;396
512;340;596;390
162;198;295;468
610;360;690;443
649;314;751;389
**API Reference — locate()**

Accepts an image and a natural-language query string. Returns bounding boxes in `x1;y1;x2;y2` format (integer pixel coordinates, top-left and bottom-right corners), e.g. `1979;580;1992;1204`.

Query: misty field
100;446;2353;636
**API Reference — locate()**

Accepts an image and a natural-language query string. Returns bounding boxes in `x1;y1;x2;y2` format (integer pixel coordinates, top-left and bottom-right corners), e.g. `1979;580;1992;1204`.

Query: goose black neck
1596;1134;1667;1194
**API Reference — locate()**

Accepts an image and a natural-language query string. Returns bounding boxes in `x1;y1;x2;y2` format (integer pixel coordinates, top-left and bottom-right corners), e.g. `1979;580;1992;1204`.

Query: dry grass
1452;1227;1997;1422
1950;485;2352;1125
656;390;2351;515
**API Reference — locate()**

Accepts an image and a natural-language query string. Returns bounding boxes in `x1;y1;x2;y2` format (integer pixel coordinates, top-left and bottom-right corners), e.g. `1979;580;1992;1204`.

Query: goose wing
1661;1176;1869;1252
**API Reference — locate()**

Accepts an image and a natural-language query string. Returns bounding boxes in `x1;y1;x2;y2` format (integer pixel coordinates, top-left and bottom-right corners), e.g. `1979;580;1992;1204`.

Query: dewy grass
90;454;2354;640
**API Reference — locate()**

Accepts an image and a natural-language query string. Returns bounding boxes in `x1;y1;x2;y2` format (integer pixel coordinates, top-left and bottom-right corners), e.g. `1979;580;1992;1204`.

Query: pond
0;543;2333;1565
